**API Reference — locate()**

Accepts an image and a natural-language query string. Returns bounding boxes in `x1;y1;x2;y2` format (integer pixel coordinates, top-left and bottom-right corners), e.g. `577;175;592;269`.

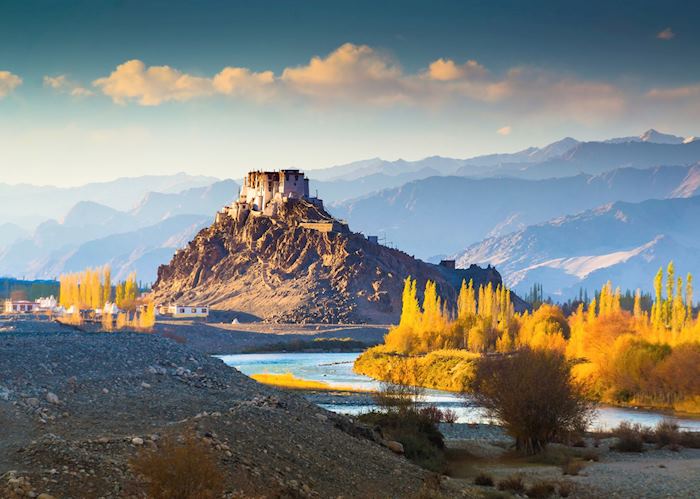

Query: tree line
58;267;155;331
358;261;700;413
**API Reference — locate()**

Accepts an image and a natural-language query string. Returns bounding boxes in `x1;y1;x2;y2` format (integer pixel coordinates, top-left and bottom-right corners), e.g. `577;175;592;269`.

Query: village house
158;304;209;318
4;299;38;314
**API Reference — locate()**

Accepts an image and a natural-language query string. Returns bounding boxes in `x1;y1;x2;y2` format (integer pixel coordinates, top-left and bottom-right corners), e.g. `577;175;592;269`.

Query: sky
1;0;699;186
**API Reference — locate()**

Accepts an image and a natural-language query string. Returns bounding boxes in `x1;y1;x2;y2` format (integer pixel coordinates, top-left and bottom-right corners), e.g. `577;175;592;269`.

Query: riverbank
0;330;432;498
355;346;700;417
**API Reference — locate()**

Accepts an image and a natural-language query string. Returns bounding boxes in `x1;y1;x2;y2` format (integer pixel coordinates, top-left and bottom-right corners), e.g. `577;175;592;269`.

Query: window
179;308;185;314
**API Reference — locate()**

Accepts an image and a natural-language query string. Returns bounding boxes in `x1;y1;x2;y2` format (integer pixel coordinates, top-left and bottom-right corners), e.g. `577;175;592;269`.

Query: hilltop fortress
156;168;514;323
217;169;348;233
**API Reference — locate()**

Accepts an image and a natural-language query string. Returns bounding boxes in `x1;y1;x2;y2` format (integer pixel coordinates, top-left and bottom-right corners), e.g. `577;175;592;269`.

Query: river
218;351;700;431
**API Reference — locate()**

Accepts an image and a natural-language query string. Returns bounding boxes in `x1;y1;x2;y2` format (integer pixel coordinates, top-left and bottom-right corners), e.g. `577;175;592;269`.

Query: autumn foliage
356;261;700;413
58;267;156;332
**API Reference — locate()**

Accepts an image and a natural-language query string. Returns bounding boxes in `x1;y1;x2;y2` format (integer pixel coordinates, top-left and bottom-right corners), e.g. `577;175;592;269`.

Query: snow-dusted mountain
453;196;700;299
309;130;700;203
330;164;700;259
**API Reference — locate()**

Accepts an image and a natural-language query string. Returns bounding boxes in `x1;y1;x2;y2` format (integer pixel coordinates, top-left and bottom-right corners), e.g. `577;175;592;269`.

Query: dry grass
496;474;525;494
561;459;585;476
250;372;363;391
527;480;557;498
130;431;224;499
473;472;494;486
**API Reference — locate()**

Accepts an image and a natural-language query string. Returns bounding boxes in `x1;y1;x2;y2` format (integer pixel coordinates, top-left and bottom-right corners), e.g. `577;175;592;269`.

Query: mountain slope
331;165;697;259
454;196;700;298
153;198;505;323
0;180;237;280
0;173;219;226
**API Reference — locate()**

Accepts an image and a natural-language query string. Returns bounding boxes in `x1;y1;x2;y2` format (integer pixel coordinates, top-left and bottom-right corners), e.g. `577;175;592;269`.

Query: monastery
216;169;348;233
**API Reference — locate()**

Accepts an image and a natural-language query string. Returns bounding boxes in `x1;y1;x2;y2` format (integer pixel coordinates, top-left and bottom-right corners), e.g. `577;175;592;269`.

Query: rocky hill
153;198;504;323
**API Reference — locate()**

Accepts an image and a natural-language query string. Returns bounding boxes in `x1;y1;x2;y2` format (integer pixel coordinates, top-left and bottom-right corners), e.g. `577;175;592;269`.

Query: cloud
44;75;93;96
657;27;675;40
87;43;627;124
212;67;275;101
647;85;700;99
281;43;407;104
425;58;487;81
0;71;22;98
497;125;512;136
93;60;213;105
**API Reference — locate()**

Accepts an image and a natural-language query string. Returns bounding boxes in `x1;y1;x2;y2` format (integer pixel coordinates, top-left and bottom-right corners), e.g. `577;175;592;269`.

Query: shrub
558;481;574;497
679;431;700;448
496;475;525;494
612;422;645;452
471;349;596;454
130;431;224;499
527;480;557;498
561;459;585;476
473;473;494;486
358;409;445;472
654;419;680;448
442;408;458;424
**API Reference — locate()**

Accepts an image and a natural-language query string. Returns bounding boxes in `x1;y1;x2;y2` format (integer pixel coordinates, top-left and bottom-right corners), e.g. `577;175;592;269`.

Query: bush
558;481;574;497
527;480;557;498
612;422;645;452
473;473;494;486
358;409;445;472
655;419;680;448
471;349;596;454
679;431;700;448
130;431;224;499
496;475;525;494
561;459;585;476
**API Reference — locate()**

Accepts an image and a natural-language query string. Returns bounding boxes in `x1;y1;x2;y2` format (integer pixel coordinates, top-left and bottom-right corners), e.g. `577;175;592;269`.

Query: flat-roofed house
4;300;38;314
158;304;209;318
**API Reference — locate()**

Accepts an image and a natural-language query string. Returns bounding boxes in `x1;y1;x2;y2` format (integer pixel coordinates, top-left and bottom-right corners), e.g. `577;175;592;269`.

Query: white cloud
212;67;275;101
86;44;628;124
43;75;93;97
647;85;700;99
93;60;213;106
497;125;512;136
425;58;487;81
281;43;407;104
0;71;22;98
657;27;675;40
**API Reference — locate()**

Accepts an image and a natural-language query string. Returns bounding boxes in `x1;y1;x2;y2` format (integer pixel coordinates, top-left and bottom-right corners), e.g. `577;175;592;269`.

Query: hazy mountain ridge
0;180;236;282
454;196;700;298
330;164;700;260
0;172;219;227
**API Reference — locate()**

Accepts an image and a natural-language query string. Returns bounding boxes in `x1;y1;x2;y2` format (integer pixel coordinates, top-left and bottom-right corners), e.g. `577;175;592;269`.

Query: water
218;351;700;431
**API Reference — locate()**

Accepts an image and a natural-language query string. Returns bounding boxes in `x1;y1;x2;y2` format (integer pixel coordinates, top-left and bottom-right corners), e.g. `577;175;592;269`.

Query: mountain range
1;128;699;300
0;180;237;282
455;196;700;299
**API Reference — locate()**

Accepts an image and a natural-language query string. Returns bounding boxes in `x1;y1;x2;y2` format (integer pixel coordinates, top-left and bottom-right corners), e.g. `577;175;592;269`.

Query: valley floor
0;325;429;498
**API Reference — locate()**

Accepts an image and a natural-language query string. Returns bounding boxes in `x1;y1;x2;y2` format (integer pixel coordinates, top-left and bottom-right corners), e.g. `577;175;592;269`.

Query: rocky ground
440;425;700;498
153;318;389;354
0;328;439;498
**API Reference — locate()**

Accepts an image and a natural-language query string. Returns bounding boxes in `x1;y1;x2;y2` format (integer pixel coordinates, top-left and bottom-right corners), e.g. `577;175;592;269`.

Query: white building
158;304;209;318
36;295;58;311
217;169;322;223
240;169;310;212
4;300;38;314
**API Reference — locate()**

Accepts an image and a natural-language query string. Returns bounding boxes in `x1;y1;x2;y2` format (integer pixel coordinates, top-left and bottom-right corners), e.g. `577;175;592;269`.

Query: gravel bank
0;330;433;498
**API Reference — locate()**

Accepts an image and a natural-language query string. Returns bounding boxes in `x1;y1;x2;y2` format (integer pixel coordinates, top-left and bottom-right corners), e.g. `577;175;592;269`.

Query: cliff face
153;199;503;323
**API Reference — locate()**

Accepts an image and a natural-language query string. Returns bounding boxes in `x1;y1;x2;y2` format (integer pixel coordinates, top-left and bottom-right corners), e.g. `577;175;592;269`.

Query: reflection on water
218;352;700;431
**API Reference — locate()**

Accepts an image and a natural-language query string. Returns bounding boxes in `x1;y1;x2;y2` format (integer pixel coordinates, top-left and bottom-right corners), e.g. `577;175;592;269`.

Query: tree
471;349;595;454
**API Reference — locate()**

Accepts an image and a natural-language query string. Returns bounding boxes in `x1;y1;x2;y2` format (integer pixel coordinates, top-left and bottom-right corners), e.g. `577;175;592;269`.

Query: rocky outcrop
153;198;504;323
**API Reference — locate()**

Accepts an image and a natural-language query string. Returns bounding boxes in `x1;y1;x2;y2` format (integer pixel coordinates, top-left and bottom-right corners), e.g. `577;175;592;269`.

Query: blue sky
1;0;699;185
